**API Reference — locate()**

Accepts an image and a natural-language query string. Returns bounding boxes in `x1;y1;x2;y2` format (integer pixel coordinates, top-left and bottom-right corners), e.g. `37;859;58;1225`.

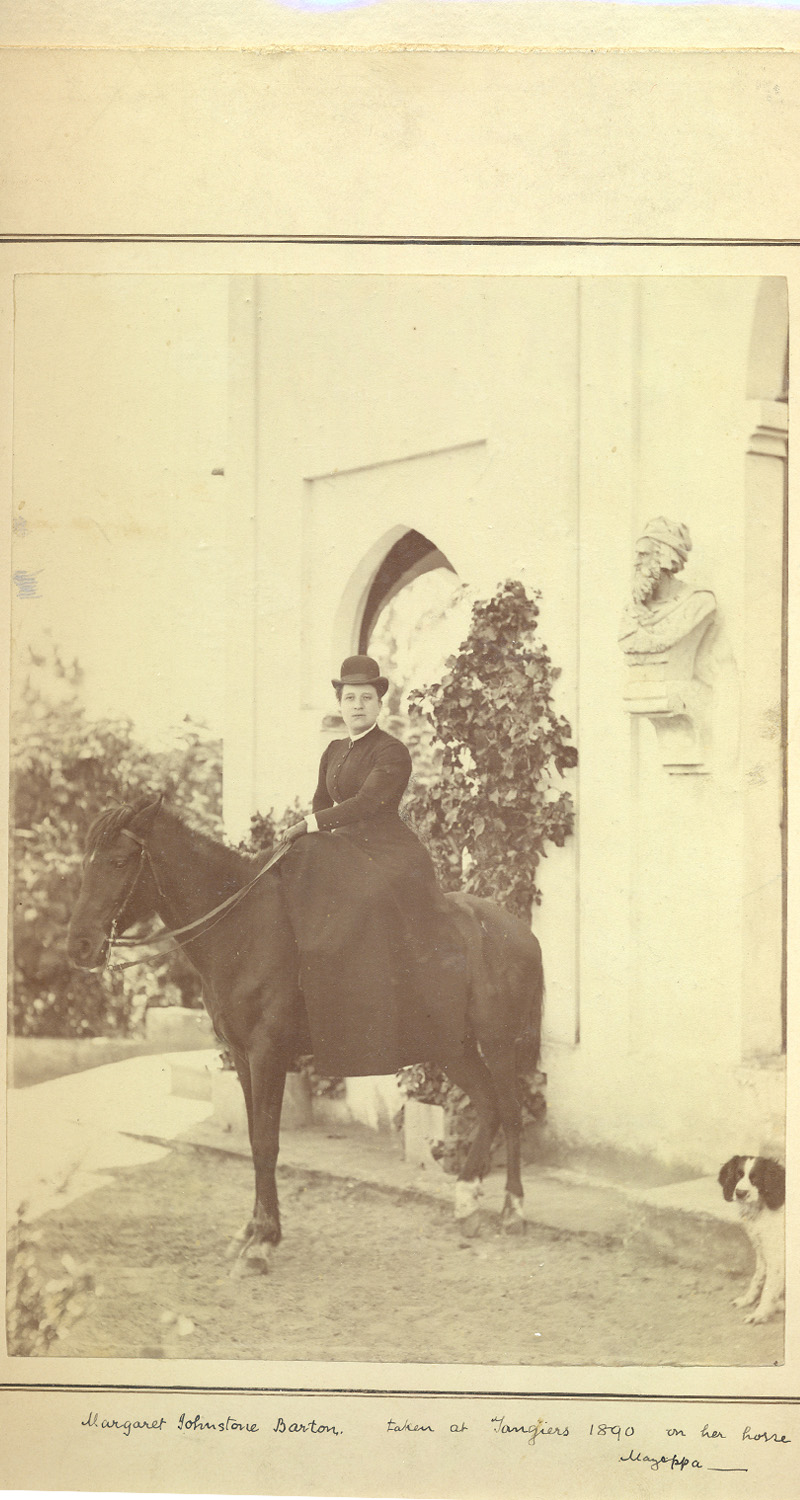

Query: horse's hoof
225;1222;253;1260
454;1179;483;1221
457;1211;484;1240
501;1194;526;1234
503;1213;527;1236
245;1240;275;1273
229;1244;273;1278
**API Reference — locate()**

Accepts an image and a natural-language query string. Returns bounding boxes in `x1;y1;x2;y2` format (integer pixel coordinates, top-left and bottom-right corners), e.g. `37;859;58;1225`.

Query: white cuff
306;812;321;833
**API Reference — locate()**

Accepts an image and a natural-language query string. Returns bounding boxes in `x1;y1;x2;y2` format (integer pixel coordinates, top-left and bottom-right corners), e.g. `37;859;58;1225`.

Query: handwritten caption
81;1407;791;1471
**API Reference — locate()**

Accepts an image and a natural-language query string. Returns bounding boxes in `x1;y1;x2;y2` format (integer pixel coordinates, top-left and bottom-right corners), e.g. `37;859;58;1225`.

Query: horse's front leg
231;1020;289;1277
224;1046;258;1263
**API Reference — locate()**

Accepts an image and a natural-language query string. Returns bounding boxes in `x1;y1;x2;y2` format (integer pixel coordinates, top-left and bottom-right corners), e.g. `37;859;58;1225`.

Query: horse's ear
128;793;164;838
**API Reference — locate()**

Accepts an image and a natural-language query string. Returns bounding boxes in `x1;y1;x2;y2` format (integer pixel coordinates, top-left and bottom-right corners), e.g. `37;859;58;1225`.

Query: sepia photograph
6;269;788;1371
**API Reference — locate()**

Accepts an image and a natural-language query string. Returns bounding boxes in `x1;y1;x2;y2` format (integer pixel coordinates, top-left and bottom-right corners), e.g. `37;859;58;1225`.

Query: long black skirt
278;816;471;1075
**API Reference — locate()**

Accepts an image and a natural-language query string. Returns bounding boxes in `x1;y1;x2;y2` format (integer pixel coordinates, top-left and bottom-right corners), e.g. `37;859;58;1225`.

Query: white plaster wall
13;272;784;1173
235;273;582;1037
227;273;785;1173
542;276;785;1173
12;275;229;748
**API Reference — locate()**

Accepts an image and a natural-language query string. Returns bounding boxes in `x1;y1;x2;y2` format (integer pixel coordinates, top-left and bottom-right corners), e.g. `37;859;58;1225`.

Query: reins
104;831;293;973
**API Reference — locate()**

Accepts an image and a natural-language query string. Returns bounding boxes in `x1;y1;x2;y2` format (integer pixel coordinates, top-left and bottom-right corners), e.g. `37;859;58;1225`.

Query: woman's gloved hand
283;820;308;842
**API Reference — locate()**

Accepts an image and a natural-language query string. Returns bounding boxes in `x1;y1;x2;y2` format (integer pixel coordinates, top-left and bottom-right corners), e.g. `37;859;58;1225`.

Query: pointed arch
358;529;456;651
331;525;456;667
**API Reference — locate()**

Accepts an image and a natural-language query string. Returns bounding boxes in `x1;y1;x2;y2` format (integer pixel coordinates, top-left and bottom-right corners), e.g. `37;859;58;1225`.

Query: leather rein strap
105;831;292;972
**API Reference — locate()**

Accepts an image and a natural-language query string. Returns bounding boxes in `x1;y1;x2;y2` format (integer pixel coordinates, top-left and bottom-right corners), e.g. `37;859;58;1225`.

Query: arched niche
331;525;456;669
358;529;456;651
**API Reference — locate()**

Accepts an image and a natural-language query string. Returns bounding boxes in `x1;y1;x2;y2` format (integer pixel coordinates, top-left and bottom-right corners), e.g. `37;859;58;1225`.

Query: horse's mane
85;800;258;878
85;803;138;855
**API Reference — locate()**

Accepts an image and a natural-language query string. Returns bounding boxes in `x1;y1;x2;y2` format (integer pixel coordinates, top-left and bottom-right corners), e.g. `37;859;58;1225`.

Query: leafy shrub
6;1209;96;1355
11;639;223;1038
397;1064;546;1175
397;580;576;1137
403;579;577;921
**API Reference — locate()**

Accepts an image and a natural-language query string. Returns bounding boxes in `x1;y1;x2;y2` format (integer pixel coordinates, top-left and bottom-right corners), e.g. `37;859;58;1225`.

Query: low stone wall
8;1007;216;1089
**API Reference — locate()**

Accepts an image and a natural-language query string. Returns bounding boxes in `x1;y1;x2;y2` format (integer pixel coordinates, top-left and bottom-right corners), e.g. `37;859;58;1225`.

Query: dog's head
718;1156;785;1211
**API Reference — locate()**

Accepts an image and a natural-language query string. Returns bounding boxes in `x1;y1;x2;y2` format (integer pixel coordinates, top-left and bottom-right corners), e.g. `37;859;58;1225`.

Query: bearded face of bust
631;538;681;606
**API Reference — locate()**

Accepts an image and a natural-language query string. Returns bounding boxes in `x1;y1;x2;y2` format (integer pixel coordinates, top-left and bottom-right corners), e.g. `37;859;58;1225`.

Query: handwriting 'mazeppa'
621;1451;702;1472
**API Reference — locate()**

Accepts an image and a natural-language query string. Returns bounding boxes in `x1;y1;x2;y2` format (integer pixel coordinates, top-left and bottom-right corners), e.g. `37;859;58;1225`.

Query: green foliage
6;1209;96;1355
11;638;223;1038
397;1064;546;1175
404;579;577;921
243;798;306;856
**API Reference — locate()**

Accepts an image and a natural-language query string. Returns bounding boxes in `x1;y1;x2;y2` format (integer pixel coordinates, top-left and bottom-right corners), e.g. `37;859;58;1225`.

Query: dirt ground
13;1146;783;1367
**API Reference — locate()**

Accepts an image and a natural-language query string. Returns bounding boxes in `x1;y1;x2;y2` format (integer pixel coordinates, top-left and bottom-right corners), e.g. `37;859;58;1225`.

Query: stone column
223;276;259;842
574;278;641;1055
741;399;787;1058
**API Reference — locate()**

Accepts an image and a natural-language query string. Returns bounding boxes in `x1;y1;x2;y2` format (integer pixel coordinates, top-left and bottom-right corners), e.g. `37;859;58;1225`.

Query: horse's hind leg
480;1040;525;1233
442;1043;500;1236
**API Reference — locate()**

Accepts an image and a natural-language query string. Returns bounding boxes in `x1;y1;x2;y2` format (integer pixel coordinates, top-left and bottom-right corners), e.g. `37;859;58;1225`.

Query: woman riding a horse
274;656;472;1078
67;654;543;1269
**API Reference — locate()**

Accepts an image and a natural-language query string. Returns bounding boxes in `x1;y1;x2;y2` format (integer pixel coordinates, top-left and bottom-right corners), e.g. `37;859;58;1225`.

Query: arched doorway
358;529;455;653
341;528;476;772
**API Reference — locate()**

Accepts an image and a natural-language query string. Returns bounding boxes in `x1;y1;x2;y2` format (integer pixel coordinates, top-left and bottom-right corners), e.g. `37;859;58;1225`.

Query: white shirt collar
350;722;379;744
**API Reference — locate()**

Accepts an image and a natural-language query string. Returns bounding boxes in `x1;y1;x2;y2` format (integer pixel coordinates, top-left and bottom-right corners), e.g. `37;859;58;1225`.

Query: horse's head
67;794;163;970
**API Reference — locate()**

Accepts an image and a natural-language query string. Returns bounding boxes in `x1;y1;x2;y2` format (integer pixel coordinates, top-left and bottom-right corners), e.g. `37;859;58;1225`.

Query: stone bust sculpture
619;517;716;658
618;517;725;774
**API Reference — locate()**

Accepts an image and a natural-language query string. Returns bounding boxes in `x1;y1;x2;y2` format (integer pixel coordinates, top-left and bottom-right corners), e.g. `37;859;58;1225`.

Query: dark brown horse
67;794;544;1272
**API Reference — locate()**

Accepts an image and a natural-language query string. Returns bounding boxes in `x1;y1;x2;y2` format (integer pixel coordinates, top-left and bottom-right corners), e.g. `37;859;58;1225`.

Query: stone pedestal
403;1099;445;1169
622;617;715;774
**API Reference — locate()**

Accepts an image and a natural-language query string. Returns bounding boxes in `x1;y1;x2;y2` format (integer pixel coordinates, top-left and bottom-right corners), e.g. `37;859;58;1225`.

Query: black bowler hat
332;655;389;697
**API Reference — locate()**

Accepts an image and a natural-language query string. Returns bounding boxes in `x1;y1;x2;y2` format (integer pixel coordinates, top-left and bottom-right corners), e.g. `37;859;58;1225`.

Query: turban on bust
637;516;692;565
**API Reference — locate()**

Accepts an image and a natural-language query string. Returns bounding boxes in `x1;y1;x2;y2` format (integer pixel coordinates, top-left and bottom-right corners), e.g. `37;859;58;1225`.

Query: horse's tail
515;931;545;1076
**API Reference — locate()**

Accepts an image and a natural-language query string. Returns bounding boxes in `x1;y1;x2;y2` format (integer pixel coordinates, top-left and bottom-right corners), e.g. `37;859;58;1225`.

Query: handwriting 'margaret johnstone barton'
273;1418;342;1436
178;1414;258;1434
81;1414;167;1436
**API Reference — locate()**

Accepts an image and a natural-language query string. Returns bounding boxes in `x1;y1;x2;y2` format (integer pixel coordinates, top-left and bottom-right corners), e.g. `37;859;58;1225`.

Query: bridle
101;827;293;973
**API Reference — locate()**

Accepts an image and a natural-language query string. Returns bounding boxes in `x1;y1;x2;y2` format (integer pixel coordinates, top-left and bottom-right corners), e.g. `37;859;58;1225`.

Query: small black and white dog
718;1156;785;1325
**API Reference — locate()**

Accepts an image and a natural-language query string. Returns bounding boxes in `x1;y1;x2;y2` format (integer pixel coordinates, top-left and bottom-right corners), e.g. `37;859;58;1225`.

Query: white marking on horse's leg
454;1179;483;1220
244;1241;275;1273
229;1241;275;1278
501;1192;526;1233
225;1220;253;1260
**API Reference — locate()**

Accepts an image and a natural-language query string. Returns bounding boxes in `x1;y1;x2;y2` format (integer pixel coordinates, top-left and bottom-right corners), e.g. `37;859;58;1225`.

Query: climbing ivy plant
403;579;577;923
397;580;576;1147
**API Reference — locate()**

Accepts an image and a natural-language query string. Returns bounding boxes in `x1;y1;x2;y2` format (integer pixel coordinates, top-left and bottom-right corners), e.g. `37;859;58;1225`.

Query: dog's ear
718;1157;743;1202
752;1158;785;1210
